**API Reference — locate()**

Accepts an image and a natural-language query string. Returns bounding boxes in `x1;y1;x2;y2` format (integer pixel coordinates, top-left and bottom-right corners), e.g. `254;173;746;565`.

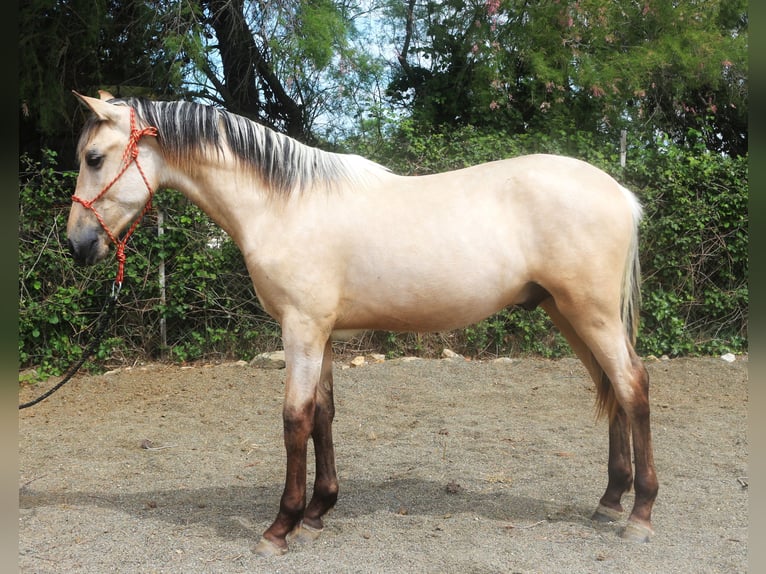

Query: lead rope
19;291;119;410
20;108;157;409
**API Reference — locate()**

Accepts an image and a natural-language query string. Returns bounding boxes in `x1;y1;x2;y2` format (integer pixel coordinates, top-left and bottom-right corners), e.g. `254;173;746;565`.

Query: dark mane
78;97;386;195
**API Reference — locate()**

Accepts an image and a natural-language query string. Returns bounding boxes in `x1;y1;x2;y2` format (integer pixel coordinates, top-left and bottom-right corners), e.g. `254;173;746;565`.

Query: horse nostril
68;237;85;265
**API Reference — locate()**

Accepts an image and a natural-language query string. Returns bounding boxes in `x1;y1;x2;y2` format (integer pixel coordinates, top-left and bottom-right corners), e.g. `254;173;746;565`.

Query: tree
155;0;378;142
19;0;378;163
386;0;747;156
19;0;188;167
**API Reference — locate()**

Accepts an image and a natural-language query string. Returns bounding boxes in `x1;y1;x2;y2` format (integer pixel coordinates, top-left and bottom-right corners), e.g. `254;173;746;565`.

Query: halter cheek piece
71;107;159;287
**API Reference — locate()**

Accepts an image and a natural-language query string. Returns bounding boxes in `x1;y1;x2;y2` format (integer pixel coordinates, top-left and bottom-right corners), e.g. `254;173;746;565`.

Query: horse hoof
290;522;324;545
591;503;623;523
620;520;653;543
253;536;288;557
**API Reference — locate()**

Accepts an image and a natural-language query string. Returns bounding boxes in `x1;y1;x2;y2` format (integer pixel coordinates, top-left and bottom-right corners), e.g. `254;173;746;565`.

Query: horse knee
283;402;315;437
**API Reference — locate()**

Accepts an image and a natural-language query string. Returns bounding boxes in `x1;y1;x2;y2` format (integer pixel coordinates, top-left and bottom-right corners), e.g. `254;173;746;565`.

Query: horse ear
98;90;115;101
72;90;122;122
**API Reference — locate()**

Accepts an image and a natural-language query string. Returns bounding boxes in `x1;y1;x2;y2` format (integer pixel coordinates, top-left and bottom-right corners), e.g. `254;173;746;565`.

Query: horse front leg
254;328;327;557
291;339;339;544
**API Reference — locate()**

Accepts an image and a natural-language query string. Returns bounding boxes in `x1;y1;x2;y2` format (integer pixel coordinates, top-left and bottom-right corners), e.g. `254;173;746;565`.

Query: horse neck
161;154;272;249
157;136;393;251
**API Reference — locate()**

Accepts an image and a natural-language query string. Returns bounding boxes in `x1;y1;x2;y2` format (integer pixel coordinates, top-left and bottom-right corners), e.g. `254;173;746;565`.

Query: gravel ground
19;355;748;573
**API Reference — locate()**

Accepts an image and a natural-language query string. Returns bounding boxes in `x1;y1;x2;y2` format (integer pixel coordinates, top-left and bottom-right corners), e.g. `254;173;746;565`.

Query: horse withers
67;91;657;556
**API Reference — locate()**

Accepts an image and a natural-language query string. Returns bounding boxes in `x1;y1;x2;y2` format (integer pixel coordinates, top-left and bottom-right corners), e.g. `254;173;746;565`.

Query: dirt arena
19;355;748;573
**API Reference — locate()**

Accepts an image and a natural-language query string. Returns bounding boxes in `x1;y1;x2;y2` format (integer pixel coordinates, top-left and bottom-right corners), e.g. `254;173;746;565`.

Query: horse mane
79;97;388;196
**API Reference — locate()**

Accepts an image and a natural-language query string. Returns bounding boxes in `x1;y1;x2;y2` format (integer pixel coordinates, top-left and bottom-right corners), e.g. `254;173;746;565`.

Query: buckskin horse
67;91;657;556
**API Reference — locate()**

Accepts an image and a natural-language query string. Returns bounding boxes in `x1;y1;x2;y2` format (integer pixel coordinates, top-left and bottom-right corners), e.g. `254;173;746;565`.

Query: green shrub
628;134;748;355
357;124;748;358
18;132;747;378
18;151;280;378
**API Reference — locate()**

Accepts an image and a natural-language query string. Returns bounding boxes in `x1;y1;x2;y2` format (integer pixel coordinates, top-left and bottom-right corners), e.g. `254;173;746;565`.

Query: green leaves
385;0;746;156
358;123;747;358
633;135;747;356
18;153;278;378
294;0;350;69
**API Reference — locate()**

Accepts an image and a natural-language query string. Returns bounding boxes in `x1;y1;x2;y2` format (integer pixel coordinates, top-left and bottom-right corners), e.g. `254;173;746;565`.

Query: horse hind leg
592;405;633;524
541;298;656;540
541;300;634;519
581;327;656;540
614;347;657;542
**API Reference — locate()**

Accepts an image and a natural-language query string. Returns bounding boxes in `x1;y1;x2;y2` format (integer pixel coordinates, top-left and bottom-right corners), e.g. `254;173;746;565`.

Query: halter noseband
72;107;158;287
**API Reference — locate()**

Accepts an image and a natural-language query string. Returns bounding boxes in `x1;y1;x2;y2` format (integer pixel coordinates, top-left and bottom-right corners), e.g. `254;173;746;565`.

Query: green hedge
19;151;280;377
628;134;748;356
353;124;748;358
18;132;747;378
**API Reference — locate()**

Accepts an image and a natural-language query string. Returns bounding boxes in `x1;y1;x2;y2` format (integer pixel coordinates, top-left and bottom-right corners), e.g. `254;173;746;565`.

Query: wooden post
620;129;627;168
158;210;167;356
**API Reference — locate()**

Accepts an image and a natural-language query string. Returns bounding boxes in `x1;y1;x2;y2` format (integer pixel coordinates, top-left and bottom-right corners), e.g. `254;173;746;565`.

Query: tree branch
398;0;416;74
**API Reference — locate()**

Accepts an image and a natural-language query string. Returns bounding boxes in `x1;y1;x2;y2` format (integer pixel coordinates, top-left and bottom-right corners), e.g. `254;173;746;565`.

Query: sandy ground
19;355;747;573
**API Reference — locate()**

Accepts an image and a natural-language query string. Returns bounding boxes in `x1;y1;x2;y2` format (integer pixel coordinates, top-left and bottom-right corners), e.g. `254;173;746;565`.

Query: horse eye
85;151;104;169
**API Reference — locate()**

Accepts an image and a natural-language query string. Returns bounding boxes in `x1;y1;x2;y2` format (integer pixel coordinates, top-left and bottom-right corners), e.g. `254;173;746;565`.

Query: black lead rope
19;285;121;410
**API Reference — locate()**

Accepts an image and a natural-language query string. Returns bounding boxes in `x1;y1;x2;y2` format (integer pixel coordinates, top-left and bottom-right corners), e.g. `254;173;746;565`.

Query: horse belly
337;251;528;332
329;190;535;331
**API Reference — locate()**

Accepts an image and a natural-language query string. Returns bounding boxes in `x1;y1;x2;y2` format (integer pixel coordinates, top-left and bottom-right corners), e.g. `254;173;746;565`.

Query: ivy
18;134;747;378
356;124;748;358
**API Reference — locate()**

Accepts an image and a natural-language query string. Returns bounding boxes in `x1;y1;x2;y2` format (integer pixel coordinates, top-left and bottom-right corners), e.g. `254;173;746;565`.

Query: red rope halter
72;108;158;287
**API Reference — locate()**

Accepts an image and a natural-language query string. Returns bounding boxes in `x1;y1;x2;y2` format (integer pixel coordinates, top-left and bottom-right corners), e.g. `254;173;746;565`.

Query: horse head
67;91;160;266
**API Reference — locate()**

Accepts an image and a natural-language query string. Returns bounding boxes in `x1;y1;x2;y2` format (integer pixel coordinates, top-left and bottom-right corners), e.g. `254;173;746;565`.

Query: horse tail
596;185;643;420
621;188;643;347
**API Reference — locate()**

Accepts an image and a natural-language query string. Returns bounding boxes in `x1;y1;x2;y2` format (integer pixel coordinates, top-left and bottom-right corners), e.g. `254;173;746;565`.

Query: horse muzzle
67;225;110;266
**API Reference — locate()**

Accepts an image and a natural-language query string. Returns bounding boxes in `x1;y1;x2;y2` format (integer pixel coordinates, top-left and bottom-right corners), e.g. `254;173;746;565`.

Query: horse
67;91;657;556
